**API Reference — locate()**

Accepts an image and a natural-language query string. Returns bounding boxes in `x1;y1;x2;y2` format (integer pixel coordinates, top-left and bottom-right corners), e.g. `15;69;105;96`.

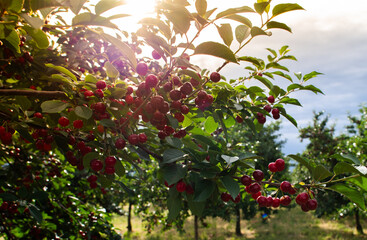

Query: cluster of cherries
164;179;194;195
220;158;318;211
0;126;13;145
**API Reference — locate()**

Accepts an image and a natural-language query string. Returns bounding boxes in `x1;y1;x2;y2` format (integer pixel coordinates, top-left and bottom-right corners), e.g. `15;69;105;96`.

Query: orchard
0;0;366;239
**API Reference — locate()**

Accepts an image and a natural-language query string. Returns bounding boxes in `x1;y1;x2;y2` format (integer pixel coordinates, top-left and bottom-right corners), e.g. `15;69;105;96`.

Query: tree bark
355;208;364;235
0;89;68;99
127;201;132;233
235;205;242;236
194;215;199;240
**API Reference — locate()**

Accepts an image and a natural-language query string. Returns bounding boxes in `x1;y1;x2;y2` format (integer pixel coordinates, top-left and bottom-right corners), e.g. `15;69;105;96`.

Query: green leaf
116;181;135;196
251;26;268;37
216;6;255;18
187;196;205;217
99;119;115;128
164;9;191;34
348;176;367;192
85;74;98;83
281;112;298;127
104;61;119;79
195;0;207;16
41;100;69;113
327;184;365;210
45;63;77;82
254;2;269;14
23;26;49;49
331;154;361;165
167;190;182;221
194;179;215;202
30;0;63;11
288;154;314;173
163;149;186;164
294;72;302;80
287;83;302;92
72;13;117;28
99;175;113;188
279;97;302;106
20;13;44;29
302;85;324;94
221;175;240;199
272;3;304;17
235;25;250;44
312;165;332;181
75;106;92;119
29;204;43;223
204;116;218;133
266;62;289;71
194;41;237;63
114;159;125;177
162;164;187;185
216;24;233;47
303;71;323;82
101;33;137;68
237;56;262;68
334;162;362;175
69;0;87;15
179;69;201;81
139;18;171;39
14;125;34;143
254;75;273;90
0;192;18;201
4;28;20;53
225;14;252;28
267;21;292;32
7;0;23;12
15;96;31;110
95;0;126;15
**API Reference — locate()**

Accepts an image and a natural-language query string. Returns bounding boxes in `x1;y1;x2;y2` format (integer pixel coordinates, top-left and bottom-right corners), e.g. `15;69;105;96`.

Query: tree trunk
194;215;199;240
355;208;364;235
235;205;242;236
127;201;132;233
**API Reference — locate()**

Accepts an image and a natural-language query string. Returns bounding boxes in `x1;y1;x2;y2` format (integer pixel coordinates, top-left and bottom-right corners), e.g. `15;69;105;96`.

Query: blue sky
113;0;367;155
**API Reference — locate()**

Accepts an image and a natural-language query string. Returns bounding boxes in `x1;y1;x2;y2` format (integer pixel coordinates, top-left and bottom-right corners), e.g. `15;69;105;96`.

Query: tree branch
0;89;69;99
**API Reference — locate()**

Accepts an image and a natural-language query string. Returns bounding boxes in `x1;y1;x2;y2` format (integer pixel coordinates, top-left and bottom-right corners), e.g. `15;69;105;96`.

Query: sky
109;0;367;155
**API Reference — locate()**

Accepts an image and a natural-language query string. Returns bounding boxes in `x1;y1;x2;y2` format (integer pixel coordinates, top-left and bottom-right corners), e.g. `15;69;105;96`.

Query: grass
112;207;367;240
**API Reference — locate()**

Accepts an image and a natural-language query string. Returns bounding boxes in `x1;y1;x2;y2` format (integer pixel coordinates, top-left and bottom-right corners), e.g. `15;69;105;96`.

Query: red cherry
253;170;264;182
128;134;139;145
280;181;292;193
180;82;193;95
296;192;309;205
257;196;267;207
90;159;103;172
185;185;194;194
145;74;158;88
73;120;83;129
280;195;292;206
152;50;161;60
34;112;43;118
105;156;116;166
163;82;173;92
90;182;98;189
190;77;200;87
268;162;278;172
176;180;186;192
248;182;261;194
94;102;106;113
240;175;252;186
210;72;221;82
275;158;285;171
174;112;184;122
306;199;318;210
180;105;190;114
138;133;147;143
94;89;104;98
251;191;262;200
136;62;148;76
221;192;232;202
104;166;115;175
169;90;182;101
272;198;281;208
164;181;174;188
236;116;243;123
58;117;70;127
232;194;241;203
87;175;98;182
96;80;107;89
301;203;309;212
115;138;126;149
84;90;94;98
288;187;297;195
264;105;272;113
267;95;275;104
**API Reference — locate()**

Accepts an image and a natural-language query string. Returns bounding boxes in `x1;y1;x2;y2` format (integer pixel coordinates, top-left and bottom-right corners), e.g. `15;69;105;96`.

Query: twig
0;89;69;99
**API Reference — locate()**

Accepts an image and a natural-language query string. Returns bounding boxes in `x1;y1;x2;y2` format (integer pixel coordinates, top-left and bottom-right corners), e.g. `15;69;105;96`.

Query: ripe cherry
306;199;318;210
180;105;190;114
73;120;83;129
280;195;292;206
128;134;139;145
164;181;174;188
105;156;116;166
115;138;126;149
221;192;231;202
176;180;186;192
90;159;103;172
253;170;264;181
236;116;243;123
136;62;148;76
180;82;193;95
248;182;261;194
296;192;309;205
280;181;292;193
240;175;252;186
275;158;285;171
257;196;267;207
138;133;147;143
87;175;98;182
268;162;278;172
146;74;158;88
104;166;115;175
58;117;69;127
34;112;43;118
232;194;241;203
96;80;107;89
152;50;161;60
163;82;173;92
169;90;182;101
272;198;281;208
264;105;272;112
210;72;221;82
251;191;262;200
267;95;275;104
185;185;194;194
